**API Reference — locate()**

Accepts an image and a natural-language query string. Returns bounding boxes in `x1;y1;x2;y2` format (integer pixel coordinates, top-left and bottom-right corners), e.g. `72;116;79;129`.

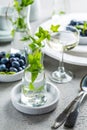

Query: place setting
0;9;87;117
1;0;87;130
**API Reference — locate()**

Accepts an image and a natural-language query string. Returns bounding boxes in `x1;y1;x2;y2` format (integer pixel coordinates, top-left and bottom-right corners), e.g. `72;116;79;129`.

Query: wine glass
49;25;79;83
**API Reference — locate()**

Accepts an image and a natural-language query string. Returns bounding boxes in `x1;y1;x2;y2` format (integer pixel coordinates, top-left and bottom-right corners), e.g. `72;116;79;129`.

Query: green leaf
14;0;22;12
59;11;65;15
35;27;51;40
31;71;38;82
6;53;10;58
22;85;28;95
35;85;44;92
29;82;35;90
50;24;60;32
11;29;15;37
76;21;87;35
15;17;27;30
21;36;30;41
21;0;34;7
76;25;83;30
29;42;37;51
0;71;16;75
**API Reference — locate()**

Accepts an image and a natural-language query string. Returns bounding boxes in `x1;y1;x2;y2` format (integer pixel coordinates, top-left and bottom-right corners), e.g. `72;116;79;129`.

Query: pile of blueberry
0;51;26;73
68;20;87;36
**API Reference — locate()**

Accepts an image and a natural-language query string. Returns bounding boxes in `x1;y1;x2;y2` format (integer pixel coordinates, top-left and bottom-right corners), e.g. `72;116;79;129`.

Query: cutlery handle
51;92;83;129
64;92;86;128
64;102;79;128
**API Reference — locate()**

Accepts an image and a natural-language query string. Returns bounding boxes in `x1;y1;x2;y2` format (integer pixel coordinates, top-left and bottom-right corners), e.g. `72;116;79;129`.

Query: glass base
50;70;73;83
21;92;47;107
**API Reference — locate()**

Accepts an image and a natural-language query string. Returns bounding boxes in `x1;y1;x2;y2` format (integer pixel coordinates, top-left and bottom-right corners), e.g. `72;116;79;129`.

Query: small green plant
25;25;60;90
10;0;60;91
76;21;87;35
10;0;34;36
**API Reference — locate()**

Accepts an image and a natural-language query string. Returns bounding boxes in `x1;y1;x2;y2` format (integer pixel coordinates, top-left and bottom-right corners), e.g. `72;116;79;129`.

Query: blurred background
1;0;87;21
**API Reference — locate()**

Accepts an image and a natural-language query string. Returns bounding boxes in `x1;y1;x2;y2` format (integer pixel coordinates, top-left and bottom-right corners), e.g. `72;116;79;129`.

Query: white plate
11;82;60;115
42;44;87;66
39;13;87;66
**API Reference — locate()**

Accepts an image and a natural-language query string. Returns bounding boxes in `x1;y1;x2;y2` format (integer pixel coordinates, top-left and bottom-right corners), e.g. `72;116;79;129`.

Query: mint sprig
50;24;60;32
76;21;87;35
11;0;60;91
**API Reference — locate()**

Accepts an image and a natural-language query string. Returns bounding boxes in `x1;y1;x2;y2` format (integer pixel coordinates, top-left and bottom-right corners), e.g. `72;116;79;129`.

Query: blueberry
19;59;25;66
0;58;9;64
0;64;6;71
80;31;86;36
20;55;26;62
12;61;20;68
0;51;6;59
76;21;84;25
69;20;77;26
15;53;21;58
9;53;15;58
6;61;11;69
9;67;18;72
10;57;17;62
18;67;23;71
15;57;19;61
84;30;87;36
22;65;26;69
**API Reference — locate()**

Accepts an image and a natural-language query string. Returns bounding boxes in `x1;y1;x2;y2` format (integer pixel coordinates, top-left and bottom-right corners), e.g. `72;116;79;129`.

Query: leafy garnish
59;11;65;15
35;27;50;40
12;0;34;31
0;71;16;75
29;82;44;92
11;29;15;37
10;0;60;91
50;24;60;32
21;0;34;7
26;49;43;82
29;82;35;90
35;85;44;92
76;21;87;35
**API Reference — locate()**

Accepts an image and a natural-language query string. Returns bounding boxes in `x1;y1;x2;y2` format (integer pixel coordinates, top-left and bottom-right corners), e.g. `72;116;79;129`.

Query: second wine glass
49;26;79;83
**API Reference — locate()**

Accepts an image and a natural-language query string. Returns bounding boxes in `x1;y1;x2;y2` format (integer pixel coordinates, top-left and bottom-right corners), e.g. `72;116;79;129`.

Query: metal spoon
64;74;87;128
51;74;87;129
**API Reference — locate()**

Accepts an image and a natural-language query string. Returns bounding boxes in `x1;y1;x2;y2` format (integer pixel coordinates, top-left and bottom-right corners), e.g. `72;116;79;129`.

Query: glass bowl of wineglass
49;25;79;83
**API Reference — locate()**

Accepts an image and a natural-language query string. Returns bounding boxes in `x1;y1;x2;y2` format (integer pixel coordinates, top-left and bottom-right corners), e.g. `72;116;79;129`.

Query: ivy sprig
11;0;60;90
25;24;60;84
26;49;43;82
29;27;51;51
14;0;34;13
11;0;34;34
76;21;87;35
50;24;60;32
21;0;34;7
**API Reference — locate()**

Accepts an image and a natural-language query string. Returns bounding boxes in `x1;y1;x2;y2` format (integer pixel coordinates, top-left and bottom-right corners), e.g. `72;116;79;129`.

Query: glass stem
58;49;65;73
